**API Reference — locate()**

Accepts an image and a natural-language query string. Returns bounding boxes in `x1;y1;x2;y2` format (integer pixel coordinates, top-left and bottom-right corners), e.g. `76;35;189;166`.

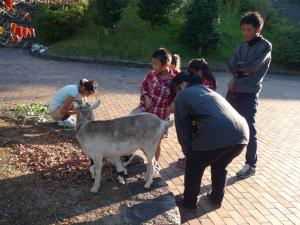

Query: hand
144;95;152;108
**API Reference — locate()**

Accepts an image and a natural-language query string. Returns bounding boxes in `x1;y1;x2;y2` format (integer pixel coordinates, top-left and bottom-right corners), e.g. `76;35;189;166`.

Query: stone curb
29;50;152;69
30;50;300;76
124;161;181;225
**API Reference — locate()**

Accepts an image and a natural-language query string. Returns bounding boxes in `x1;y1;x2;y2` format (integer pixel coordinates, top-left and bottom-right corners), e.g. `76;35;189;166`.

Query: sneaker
58;116;76;128
236;164;255;178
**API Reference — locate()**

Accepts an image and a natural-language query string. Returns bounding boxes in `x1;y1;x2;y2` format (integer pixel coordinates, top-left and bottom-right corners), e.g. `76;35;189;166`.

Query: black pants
184;144;245;207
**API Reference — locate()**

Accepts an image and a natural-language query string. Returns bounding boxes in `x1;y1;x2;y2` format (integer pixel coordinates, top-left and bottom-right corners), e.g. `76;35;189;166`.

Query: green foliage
271;21;300;64
35;4;87;44
49;0;197;62
137;0;185;27
12;103;49;124
181;0;221;51
225;0;274;18
47;0;300;67
91;0;128;30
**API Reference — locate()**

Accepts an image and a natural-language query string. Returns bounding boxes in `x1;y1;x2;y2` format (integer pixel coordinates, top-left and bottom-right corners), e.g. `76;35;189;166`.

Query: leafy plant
12;103;49;124
35;4;87;44
91;0;129;35
224;0;274;19
137;0;185;27
181;0;221;53
0;0;36;47
271;21;300;64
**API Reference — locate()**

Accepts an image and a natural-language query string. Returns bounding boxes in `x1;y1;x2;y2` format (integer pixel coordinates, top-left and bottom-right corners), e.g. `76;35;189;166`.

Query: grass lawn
49;0;246;65
49;0;197;62
49;0;297;73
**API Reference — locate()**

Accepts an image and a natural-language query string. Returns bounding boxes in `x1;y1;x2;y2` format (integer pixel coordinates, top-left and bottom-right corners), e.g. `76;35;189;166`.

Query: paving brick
253;202;272;216
269;208;289;221
222;218;238;225
266;215;286;225
215;208;231;219
187;218;202;225
273;202;293;215
206;211;225;225
232;204;251;217
248;209;269;223
286;214;300;224
243;216;261;225
1;49;300;225
227;211;247;224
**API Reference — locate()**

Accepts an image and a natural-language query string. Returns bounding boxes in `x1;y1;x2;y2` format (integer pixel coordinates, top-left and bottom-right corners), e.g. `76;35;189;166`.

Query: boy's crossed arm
228;44;272;77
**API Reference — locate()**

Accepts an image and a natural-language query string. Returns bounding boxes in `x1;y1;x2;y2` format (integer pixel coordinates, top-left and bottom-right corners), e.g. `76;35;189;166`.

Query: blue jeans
226;90;258;168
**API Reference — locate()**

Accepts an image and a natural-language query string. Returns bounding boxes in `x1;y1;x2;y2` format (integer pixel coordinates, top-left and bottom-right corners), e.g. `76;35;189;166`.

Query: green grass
205;6;243;62
49;1;272;65
49;0;198;62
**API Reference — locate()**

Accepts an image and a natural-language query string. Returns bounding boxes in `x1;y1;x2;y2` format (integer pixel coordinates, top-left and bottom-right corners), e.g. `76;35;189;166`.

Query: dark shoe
207;192;222;209
175;195;196;211
236;164;256;178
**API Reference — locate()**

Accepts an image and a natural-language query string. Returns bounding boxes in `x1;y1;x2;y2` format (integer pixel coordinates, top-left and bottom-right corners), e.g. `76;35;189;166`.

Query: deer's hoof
90;186;99;193
144;183;151;189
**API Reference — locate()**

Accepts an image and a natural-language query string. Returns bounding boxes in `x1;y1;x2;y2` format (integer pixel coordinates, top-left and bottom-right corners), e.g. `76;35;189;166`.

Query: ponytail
79;79;97;94
187;58;217;90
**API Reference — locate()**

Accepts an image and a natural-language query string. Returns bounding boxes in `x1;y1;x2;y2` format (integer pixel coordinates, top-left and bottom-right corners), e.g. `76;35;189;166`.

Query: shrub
137;0;185;27
225;0;274;19
35;4;87;44
181;0;221;52
271;21;300;64
91;0;128;32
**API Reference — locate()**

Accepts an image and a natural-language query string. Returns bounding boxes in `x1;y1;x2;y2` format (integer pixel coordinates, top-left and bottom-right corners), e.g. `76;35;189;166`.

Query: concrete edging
30;50;300;76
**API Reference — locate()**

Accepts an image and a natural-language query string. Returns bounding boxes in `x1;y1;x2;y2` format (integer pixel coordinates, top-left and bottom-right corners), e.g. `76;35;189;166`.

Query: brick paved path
1;49;300;225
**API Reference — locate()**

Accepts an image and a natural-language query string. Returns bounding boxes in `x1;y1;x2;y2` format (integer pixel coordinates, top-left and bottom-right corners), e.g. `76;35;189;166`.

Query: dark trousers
226;90;258;168
184;144;245;206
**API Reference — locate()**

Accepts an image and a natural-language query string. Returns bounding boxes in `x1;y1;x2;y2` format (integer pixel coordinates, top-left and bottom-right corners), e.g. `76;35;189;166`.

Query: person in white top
49;79;97;127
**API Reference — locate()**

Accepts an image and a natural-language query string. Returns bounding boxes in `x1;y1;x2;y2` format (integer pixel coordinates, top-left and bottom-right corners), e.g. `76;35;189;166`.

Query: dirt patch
0;113;131;225
0;108;180;225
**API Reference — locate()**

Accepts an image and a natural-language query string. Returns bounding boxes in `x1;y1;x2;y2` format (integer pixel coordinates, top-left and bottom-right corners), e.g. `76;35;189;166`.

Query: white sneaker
58;116;76;128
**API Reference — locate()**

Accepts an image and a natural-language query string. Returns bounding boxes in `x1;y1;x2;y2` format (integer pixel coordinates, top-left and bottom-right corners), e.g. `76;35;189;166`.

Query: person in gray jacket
226;11;272;178
171;74;249;210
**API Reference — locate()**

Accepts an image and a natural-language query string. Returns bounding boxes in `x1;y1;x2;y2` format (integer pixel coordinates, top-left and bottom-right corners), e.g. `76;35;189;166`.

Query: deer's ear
89;100;100;110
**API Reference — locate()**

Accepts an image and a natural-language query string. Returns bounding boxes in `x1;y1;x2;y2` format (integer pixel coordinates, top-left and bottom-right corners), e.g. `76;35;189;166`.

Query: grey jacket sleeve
237;43;272;74
228;45;240;78
175;93;192;156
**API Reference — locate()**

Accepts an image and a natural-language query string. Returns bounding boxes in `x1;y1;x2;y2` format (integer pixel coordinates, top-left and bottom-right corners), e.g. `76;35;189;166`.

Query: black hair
187;58;217;90
240;11;264;29
171;54;181;68
79;79;97;94
152;48;172;66
170;72;201;97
